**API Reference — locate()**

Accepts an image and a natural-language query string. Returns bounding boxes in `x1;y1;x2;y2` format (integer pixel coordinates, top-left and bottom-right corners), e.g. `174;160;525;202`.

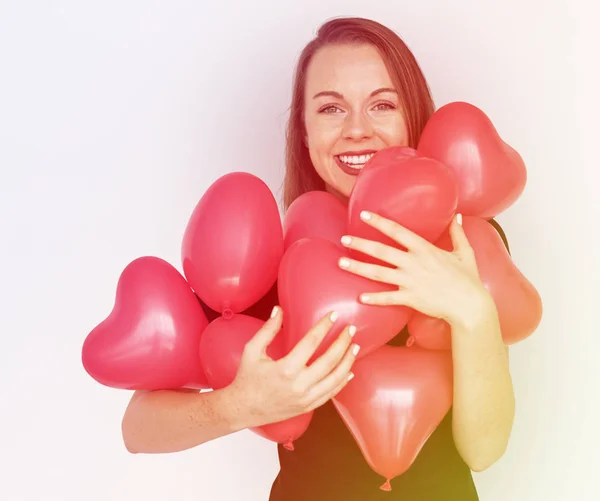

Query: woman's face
303;43;409;201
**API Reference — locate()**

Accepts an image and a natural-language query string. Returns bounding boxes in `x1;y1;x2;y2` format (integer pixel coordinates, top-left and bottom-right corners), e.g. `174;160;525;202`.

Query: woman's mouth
335;152;377;176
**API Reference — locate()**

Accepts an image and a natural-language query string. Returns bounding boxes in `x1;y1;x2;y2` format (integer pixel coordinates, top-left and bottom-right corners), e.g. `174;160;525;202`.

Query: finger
300;324;357;386
449;213;476;262
304;341;357;404
359;211;430;252
340;235;411;268
280;311;338;374
307;369;355;411
359;289;412;307
338;255;404;285
245;306;283;359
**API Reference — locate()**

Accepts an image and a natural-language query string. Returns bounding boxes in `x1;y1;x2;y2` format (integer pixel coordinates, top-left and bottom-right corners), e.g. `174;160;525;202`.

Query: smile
335;152;377;176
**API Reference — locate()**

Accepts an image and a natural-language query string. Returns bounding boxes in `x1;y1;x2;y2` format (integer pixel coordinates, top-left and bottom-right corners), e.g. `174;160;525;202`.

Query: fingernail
341;235;352;246
338;257;350;269
360;294;370;303
329;311;338;322
352;344;361;356
348;372;355;381
456;213;463;226
348;325;357;337
270;306;279;318
360;210;371;221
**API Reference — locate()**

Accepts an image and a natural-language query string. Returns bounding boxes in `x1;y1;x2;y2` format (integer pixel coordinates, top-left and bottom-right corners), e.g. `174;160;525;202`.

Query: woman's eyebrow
312;87;398;99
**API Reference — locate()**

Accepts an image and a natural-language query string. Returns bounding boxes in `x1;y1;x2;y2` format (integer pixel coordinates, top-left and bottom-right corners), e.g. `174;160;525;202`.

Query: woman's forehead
305;44;394;97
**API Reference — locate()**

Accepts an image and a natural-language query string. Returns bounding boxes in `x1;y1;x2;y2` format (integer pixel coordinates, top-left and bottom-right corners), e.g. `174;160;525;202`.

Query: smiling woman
270;16;515;501
120;15;514;501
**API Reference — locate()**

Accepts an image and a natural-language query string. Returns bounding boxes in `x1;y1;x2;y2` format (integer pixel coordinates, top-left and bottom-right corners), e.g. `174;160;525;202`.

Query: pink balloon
348;146;458;264
417;102;527;218
182;172;284;314
82;256;210;390
333;346;453;491
408;216;543;349
199;314;312;449
283;191;347;250
278;238;412;364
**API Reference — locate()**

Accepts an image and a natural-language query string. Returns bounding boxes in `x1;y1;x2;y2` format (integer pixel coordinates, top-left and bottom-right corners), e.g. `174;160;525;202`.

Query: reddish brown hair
283;17;435;210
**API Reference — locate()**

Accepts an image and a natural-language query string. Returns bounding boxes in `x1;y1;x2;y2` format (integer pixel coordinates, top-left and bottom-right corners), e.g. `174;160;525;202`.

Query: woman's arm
449;295;515;471
336;212;517;472
121;307;357;454
121;387;248;454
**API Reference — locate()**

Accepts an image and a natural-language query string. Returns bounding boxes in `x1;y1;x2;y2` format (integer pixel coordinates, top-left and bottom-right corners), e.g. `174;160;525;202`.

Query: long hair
283;17;435;210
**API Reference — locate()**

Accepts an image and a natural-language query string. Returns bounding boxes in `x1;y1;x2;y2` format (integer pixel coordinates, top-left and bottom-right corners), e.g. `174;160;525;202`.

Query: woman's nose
342;111;373;140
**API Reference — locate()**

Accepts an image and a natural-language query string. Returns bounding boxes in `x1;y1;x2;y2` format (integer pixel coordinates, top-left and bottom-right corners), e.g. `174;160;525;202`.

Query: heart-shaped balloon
333;346;453;491
348;146;458;264
82;256;210;390
278;238;412;364
283;190;347;250
199;314;312;449
406;313;451;350
182;172;284;315
407;216;543;349
417;102;527;218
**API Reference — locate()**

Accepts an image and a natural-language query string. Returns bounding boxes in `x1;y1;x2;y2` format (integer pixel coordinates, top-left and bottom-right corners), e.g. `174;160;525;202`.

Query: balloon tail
380;479;392;491
406;336;415;347
222;308;234;320
283;440;295;451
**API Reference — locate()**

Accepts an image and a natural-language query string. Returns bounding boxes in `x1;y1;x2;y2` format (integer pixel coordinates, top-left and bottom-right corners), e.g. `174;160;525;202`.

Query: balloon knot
406;336;415;347
222;308;234;320
380;478;392;491
283;440;295;451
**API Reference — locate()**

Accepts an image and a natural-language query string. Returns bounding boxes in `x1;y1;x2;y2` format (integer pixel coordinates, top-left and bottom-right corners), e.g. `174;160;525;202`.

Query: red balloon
406;313;452;350
283;191;347;250
348;146;458;264
408;216;543;348
82;256;210;390
417;102;527;218
199;314;312;449
333;346;453;491
182;172;284;314
278;238;412;364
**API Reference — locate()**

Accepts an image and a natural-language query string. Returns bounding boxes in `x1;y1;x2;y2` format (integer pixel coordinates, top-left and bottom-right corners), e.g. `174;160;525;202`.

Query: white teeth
339;153;375;165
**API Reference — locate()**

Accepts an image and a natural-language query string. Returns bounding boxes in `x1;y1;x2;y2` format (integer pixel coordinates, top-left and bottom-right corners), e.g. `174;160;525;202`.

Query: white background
1;1;598;500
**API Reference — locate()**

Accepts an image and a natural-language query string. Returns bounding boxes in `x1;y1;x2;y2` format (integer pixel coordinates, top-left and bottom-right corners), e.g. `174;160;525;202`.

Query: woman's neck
325;184;349;207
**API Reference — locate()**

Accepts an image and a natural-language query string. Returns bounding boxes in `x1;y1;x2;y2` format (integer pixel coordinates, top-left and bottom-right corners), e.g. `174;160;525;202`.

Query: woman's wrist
448;288;498;335
448;290;508;364
211;384;259;433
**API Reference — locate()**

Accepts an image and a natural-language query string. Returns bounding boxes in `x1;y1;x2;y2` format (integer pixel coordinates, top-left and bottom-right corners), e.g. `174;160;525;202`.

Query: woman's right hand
227;306;359;428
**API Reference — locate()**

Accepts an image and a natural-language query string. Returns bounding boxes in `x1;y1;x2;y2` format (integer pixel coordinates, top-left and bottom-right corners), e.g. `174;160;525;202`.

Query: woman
121;17;515;500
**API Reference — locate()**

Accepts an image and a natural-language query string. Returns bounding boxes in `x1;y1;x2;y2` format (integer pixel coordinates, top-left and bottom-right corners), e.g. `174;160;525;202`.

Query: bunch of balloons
81;102;542;491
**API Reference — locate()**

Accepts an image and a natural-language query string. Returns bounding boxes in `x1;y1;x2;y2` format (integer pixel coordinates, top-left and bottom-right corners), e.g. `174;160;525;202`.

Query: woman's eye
373;102;395;111
319;105;342;114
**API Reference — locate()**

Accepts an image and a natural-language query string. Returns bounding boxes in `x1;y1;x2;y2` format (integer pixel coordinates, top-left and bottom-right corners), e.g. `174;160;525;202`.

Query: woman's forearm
121;386;249;454
449;294;516;472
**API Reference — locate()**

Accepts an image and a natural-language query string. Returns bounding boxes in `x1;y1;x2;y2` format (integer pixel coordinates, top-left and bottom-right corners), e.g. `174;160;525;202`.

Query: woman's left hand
338;211;494;328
